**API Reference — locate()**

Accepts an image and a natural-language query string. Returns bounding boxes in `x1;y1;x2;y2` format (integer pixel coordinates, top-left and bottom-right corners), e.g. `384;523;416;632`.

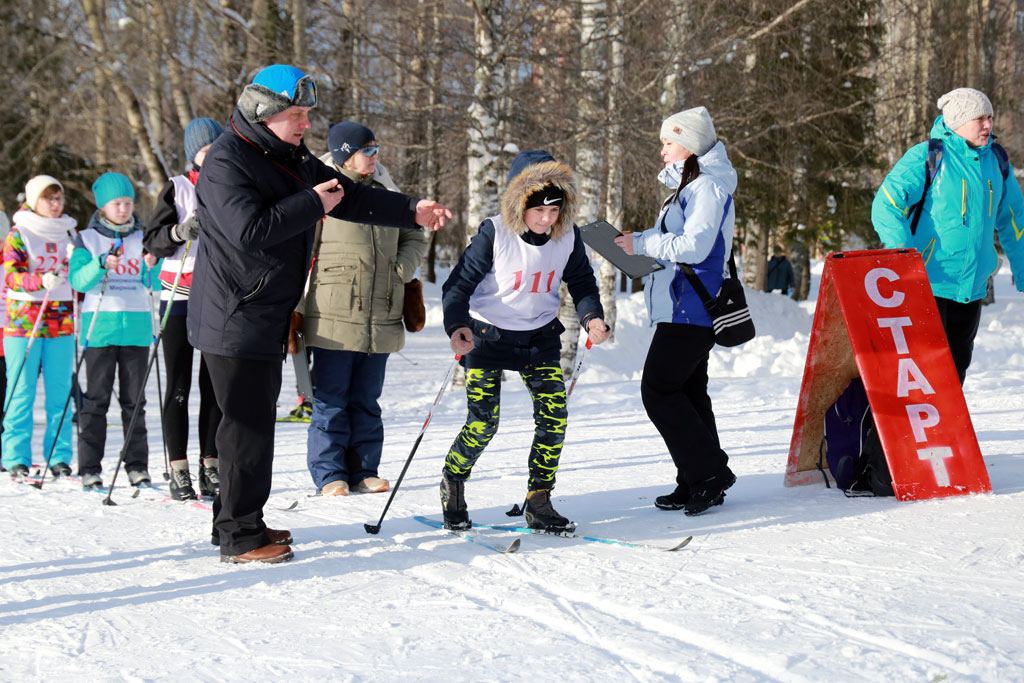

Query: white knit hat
937;88;993;131
24;175;63;211
660;107;717;157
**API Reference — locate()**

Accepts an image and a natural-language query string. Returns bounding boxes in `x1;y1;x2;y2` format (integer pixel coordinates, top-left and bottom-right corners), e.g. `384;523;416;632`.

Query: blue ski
414;516;521;554
469;521;692;552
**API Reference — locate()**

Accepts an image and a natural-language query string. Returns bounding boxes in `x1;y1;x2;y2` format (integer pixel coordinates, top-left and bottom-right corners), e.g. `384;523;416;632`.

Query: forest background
2;0;1021;359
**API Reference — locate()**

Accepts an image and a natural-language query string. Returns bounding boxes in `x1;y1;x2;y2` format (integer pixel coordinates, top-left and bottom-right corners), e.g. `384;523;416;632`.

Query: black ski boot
168;460;198;501
440;475;471;531
8;464;29;480
49;462;72;479
199;458;220;497
524;490;575;532
684;468;736;516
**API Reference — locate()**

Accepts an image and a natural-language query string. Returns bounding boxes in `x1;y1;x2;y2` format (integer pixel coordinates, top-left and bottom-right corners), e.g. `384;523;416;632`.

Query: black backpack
908;138;1010;236
818;378;894;497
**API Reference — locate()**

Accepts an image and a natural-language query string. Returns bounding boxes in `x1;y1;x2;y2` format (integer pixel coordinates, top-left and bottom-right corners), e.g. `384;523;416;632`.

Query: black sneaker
199;458;219;497
654;486;690;510
168;461;198;501
684;469;736;516
50;462;73;479
524;490;575;532
9;464;30;480
440;475;471;531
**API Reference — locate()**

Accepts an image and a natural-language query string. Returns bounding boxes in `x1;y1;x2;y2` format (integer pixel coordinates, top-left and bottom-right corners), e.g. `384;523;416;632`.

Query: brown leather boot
221;543;294;564
267;528;293;545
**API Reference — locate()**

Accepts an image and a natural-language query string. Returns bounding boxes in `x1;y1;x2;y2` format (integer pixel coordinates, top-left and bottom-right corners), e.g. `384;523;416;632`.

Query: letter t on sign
917;447;954;487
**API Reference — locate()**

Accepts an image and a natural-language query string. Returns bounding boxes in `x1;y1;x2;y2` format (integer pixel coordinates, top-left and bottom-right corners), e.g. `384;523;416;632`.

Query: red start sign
785;249;991;500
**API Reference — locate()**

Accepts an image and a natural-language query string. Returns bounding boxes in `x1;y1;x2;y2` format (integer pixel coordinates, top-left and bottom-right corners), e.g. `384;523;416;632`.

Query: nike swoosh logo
543;197;561;205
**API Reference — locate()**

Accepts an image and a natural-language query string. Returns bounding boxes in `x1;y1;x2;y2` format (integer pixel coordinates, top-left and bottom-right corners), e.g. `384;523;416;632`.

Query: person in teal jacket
872;87;1024;383
69;172;162;489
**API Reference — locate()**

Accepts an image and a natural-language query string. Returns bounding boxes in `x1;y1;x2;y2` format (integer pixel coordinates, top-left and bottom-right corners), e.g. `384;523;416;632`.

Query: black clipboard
580;220;664;279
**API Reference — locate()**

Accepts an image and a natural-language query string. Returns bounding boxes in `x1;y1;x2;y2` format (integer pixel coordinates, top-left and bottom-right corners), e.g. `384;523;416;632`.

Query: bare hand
587;318;611;345
449;327;475;355
415;200;453;232
613;235;634;256
287;311;304;355
314;179;344;213
143;253;158;268
104;254;120;270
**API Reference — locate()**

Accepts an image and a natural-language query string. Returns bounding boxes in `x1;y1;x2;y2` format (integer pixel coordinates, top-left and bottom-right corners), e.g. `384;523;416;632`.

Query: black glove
171;215;200;242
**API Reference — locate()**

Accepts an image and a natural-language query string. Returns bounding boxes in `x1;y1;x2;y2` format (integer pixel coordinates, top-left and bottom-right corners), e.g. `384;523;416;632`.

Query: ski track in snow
1;265;1023;681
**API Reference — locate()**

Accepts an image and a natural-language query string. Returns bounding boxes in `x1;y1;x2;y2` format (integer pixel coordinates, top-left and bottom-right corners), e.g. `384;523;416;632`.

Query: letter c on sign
865;268;905;308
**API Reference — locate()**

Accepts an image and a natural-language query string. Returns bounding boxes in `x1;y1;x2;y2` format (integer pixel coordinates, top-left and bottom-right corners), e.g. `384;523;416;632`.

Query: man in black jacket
189;64;450;564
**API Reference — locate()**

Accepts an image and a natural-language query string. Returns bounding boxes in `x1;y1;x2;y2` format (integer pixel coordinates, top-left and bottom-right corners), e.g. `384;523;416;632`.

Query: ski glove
172;215;200;243
41;272;66;291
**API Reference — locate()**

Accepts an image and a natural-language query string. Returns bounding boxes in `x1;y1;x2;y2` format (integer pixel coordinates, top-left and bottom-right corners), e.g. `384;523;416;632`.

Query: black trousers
161;314;221;463
934;297;983;385
640;322;729;489
78;345;150;475
203;351;281;555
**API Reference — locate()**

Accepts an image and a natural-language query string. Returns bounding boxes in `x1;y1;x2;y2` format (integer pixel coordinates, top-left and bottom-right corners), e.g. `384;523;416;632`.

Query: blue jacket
872;116;1024;302
633;142;737;326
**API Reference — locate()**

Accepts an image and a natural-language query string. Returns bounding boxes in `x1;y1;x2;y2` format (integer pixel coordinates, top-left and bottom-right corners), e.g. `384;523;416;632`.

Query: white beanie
937;88;993;131
24;175;63;211
660;107;717;157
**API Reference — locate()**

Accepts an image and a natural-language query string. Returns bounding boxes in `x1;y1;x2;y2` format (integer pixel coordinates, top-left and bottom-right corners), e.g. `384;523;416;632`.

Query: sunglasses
333;143;380;158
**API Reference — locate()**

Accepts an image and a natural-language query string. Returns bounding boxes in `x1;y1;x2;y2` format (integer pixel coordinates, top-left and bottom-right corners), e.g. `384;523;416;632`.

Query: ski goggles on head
289;75;318;107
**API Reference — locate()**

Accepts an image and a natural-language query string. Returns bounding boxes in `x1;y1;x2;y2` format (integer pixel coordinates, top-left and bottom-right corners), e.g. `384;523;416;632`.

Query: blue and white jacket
632;142;737;327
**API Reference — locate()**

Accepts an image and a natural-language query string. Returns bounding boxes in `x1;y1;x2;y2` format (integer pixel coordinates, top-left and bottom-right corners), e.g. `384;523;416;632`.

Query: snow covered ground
1;262;1022;682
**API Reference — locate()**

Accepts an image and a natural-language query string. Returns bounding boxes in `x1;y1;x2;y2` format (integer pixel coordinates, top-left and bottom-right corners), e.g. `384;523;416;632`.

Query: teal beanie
92;172;135;208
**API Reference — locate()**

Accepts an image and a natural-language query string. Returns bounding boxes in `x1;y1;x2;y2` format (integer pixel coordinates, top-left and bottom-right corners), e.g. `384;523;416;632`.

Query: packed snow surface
2;263;1022;681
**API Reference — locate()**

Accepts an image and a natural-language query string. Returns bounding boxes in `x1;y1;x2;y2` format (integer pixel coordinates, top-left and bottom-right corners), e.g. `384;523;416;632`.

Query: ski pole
364;354;461;534
35;273;110;489
145;271;171;481
103;241;191;505
71;290;82;445
566;336;593;398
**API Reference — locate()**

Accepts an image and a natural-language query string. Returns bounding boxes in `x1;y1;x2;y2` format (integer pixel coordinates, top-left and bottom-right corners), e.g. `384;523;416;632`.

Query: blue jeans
307;348;389;491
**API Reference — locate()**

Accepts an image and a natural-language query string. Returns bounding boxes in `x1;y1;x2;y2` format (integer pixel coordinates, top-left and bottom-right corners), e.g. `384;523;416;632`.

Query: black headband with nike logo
525;186;566;209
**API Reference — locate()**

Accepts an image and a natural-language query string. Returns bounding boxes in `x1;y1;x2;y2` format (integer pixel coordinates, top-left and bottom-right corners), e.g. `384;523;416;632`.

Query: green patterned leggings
443;365;568;490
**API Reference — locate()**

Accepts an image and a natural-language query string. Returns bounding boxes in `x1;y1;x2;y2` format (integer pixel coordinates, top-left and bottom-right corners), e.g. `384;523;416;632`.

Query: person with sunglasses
290;122;428;498
188;64;451;565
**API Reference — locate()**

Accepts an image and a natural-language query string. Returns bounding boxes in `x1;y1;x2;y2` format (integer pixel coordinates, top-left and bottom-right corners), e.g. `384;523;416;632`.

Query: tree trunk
292;0;306;66
465;0;504;238
599;0;626;341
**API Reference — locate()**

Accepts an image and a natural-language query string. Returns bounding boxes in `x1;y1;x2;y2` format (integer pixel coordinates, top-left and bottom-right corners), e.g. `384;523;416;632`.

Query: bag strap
678;251;738;317
908;138;944;237
992;142;1010;182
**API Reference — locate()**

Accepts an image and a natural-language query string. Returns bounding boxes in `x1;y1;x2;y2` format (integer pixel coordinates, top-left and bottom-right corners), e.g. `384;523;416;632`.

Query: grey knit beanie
660;107;717;157
937;88;993;131
184;118;223;163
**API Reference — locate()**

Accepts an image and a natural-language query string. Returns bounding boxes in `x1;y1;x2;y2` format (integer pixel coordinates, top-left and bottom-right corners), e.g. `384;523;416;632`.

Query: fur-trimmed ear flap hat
501;150;578;240
237;64;318;124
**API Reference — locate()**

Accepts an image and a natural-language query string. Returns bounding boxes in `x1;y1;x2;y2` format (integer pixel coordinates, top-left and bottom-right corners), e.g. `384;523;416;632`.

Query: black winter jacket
187;110;420;360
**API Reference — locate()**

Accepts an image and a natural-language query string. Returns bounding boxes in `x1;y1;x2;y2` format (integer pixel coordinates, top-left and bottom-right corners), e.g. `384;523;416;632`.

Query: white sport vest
78;230;151;314
157;175;198;301
469;216;574;331
6;226;73;302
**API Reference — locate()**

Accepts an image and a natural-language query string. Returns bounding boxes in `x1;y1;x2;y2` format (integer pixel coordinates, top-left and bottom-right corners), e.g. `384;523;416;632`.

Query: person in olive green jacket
295;122;429;496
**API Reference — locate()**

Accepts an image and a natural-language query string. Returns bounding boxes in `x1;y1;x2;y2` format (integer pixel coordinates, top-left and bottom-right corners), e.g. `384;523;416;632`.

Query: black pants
934;297;983;385
203;352;281;555
640;323;729;489
161;314;221;463
78;345;150;475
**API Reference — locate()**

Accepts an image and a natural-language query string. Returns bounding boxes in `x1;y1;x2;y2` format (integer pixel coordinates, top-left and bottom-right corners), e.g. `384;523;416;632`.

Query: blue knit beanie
328;122;375;166
184;118;223;163
92;172;135;208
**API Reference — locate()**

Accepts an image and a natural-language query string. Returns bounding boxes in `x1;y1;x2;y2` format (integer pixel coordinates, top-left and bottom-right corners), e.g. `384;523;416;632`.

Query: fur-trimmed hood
500;152;577;241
